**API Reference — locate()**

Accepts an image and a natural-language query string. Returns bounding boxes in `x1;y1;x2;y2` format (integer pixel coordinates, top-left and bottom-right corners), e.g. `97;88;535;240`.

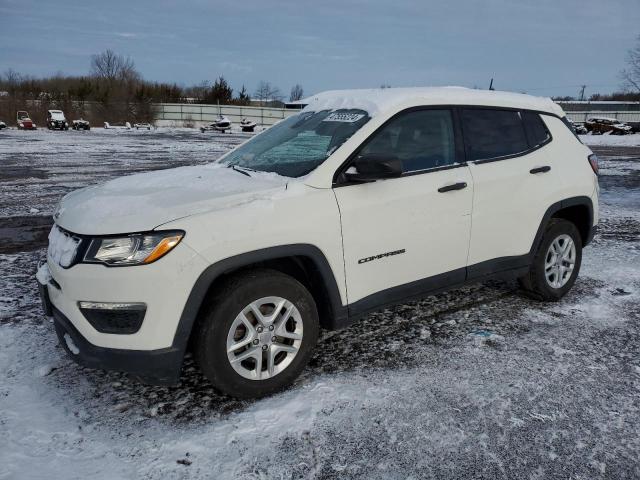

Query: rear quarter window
522;111;551;147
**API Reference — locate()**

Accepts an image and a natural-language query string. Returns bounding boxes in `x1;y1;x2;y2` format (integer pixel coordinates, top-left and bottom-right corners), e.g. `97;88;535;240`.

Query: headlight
83;231;184;266
19;123;24;127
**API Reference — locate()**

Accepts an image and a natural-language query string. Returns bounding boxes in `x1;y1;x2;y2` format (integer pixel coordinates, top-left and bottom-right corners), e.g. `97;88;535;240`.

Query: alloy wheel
544;234;576;289
226;296;303;380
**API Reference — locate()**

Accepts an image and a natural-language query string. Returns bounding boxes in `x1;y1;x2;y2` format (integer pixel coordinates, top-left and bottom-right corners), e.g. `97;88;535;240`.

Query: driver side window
359;109;456;173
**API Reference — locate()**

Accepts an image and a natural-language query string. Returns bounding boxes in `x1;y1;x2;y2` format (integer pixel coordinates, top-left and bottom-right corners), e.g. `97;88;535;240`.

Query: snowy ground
1;129;639;479
581;132;640;147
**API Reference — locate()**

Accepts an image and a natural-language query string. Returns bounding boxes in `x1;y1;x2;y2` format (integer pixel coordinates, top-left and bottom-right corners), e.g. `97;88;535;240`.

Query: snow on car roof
301;86;564;117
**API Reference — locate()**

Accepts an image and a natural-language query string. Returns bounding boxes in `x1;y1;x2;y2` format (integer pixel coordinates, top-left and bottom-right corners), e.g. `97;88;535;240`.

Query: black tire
519;218;582;301
195;269;319;398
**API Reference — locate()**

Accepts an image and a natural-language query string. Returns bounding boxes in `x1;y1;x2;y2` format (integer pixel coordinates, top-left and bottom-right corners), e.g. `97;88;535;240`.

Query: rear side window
461;109;528;161
522;111;551;147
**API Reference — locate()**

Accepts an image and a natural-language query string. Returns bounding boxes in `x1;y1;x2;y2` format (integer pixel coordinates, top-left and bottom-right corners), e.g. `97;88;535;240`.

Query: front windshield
50;111;64;120
17;111;28;120
221;109;370;177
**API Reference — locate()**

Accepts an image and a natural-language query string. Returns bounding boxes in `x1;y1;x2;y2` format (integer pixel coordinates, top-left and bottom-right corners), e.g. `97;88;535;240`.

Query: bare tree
620;34;640;93
2;69;21;86
289;83;304;102
90;49;139;82
254;81;282;105
185;80;210;103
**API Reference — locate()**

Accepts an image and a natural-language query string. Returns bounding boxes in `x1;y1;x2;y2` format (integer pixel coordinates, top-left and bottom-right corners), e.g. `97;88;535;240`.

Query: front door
333;108;474;311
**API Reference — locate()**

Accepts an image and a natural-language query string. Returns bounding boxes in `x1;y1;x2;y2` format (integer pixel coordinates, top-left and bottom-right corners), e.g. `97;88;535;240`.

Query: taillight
588;153;599;175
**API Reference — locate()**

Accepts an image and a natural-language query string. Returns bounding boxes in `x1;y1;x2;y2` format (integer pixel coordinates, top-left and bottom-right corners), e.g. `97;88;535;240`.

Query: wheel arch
172;244;347;358
530;196;595;256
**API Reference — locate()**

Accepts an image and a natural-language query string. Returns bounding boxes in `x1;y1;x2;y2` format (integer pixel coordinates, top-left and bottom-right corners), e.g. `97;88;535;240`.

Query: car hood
54;164;289;235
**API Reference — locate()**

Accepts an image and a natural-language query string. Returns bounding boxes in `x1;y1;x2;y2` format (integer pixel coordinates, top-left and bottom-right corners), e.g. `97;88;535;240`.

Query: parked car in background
16;111;36;130
569;119;588;135
37;87;599;399
47;110;69;130
134;122;152;130
0;120;7;130
72;119;91;131
585;117;632;135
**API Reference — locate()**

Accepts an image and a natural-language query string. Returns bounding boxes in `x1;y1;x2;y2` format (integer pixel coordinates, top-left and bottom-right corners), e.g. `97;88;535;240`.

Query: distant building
249;98;286;108
284;100;306;110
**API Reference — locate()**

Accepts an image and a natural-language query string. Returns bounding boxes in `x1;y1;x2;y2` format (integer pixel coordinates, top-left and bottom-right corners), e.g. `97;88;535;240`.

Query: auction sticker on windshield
323;112;366;123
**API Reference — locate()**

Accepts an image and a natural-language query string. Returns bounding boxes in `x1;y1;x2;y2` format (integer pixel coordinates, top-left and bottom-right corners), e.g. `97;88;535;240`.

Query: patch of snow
36;364;55;377
582;134;640;147
468;329;505;347
63;333;80;355
302;86;561;118
55;163;290;235
1;130;640;479
47;225;79;267
35;263;52;285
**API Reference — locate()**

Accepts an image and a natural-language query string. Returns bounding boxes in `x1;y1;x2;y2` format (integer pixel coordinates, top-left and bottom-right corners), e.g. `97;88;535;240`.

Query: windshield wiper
228;164;251;177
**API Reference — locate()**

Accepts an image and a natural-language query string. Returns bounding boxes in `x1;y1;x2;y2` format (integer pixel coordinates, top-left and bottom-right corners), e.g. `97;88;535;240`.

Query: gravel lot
1;129;639;479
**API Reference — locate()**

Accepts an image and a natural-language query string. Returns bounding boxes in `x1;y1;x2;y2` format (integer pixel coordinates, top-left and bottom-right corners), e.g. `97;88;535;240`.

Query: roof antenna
579;85;586;101
489;78;495;91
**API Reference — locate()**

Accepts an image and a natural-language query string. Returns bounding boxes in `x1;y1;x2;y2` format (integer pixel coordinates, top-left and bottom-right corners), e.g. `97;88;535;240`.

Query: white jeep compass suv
37;87;599;398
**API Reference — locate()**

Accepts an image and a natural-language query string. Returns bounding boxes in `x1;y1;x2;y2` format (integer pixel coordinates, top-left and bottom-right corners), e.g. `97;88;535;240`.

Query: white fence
155;103;298;127
564;111;640;124
153;102;640;128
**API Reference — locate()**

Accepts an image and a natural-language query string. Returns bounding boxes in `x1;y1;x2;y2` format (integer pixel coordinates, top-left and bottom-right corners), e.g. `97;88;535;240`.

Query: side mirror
345;154;403;183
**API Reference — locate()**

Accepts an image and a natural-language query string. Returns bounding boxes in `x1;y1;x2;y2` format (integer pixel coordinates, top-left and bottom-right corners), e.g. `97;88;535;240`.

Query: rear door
333;108;474;309
463;108;563;275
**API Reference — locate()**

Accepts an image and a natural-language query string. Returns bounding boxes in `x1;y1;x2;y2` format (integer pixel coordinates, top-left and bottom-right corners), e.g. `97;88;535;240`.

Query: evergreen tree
236;85;251;105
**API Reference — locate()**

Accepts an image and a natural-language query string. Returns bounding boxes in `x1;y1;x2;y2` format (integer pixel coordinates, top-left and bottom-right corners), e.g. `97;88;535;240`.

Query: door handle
530;166;551;174
438;182;467;193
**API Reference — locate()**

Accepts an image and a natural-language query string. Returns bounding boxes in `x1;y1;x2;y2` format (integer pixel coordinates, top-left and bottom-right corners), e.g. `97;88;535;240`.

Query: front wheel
195;269;319;398
519;219;582;301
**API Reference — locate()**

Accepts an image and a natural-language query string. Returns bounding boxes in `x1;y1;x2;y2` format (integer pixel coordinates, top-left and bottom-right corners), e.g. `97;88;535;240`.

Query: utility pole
489;78;495;91
579;85;586;101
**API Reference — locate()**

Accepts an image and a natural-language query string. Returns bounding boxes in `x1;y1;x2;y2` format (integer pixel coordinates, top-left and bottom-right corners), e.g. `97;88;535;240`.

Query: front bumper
38;274;184;386
37;236;210;384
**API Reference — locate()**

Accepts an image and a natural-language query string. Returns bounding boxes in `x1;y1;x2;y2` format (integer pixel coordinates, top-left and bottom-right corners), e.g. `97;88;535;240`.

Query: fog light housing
78;301;146;334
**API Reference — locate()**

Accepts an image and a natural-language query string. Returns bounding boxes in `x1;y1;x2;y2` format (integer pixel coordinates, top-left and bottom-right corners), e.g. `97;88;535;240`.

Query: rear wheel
195;269;319;398
519;219;582;301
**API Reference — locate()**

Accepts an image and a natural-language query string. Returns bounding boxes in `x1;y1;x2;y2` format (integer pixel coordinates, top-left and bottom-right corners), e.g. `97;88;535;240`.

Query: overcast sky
1;0;638;98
